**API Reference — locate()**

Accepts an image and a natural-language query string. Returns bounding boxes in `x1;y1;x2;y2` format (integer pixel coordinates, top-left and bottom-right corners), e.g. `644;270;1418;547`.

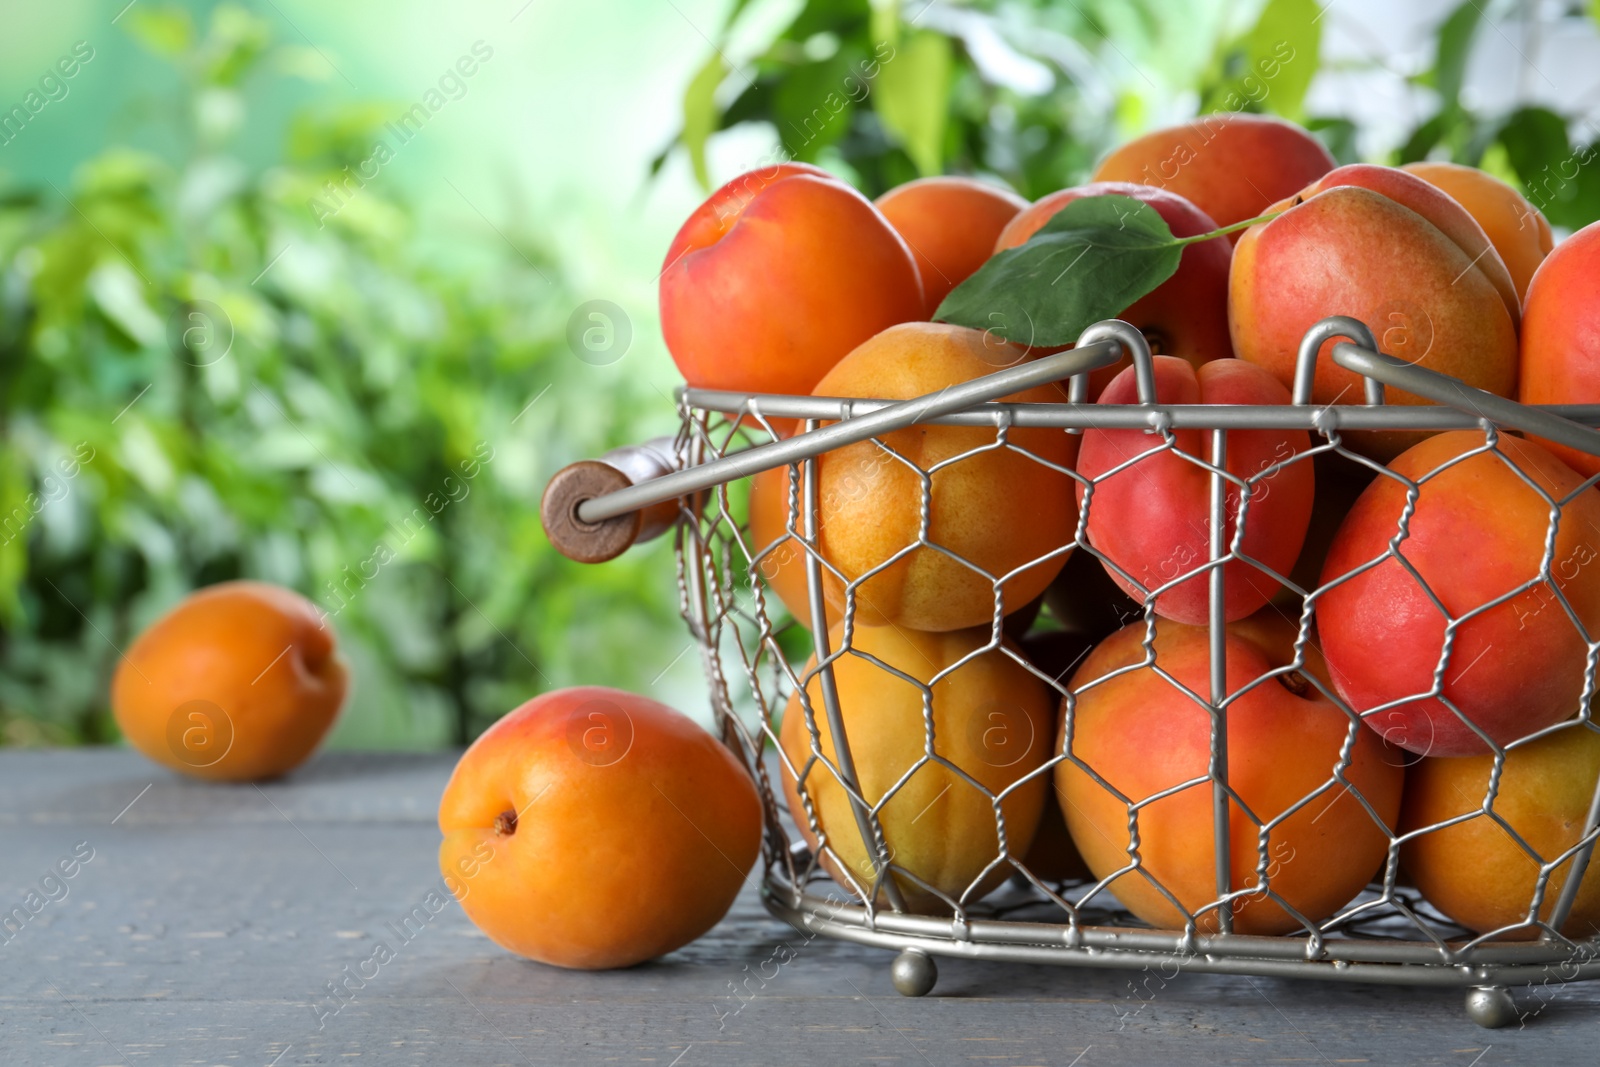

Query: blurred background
3;0;1600;749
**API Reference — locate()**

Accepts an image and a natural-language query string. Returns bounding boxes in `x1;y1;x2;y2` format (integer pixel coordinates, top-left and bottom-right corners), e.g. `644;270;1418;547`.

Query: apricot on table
1518;220;1600;477
876;176;1027;316
1092;114;1335;235
111;580;347;781
993;181;1233;397
1057;614;1403;935
1318;431;1600;757
1076;356;1314;624
813;322;1079;632
661;163;924;396
780;622;1055;913
438;686;761;969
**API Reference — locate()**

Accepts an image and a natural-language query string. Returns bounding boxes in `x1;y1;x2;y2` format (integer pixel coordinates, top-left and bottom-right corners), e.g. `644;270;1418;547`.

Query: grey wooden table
4;749;1596;1066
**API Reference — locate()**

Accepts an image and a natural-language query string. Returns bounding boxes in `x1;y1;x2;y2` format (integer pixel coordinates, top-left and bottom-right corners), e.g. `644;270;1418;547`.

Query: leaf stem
1171;210;1282;247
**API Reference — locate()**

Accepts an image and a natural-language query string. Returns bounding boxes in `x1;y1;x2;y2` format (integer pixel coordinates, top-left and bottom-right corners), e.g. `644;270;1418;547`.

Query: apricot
1318;431;1600;757
111;581;347;781
813;322;1078;632
661;163;924;396
1402;724;1600;938
1518;220;1600;477
780;622;1054;912
1403;161;1554;301
1092;114;1335;235
1057;615;1403;934
876;176;1027;316
438;686;761;969
1076;356;1314;624
748;463;836;627
1231;182;1519;458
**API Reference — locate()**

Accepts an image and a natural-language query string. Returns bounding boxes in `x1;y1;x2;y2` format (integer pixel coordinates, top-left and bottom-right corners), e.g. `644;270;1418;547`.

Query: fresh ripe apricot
660;163;924;396
111;580;347;781
780;622;1054;912
994;182;1232;397
438;686;761;969
1519;221;1600;478
1403;161;1554;301
1057;615;1403;934
876;176;1027;316
748;463;839;627
1402;724;1600;938
813;322;1078;632
1092;114;1335;235
1302;165;1518;323
1076;357;1314;624
1319;431;1600;757
1231;183;1518;458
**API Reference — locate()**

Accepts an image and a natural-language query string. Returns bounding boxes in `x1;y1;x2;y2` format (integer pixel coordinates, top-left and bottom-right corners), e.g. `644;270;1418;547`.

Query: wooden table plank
2;750;1593;1065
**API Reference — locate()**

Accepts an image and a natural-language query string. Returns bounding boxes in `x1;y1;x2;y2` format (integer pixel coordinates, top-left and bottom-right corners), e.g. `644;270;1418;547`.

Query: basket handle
1329;342;1600;460
539;321;1143;563
540;437;679;564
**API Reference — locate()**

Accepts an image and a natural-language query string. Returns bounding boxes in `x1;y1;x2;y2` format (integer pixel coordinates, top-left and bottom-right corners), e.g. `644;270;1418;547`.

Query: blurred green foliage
0;5;681;747
659;0;1600;230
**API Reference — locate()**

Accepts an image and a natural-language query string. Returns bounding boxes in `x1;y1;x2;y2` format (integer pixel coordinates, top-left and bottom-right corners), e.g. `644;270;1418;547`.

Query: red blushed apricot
660;164;924;396
876;176;1027;316
1092;114;1335;236
1076;357;1314;624
1519;221;1600;477
1057;615;1403;935
1301;164;1518;324
1318;431;1600;757
1230;185;1518;459
994;182;1232;397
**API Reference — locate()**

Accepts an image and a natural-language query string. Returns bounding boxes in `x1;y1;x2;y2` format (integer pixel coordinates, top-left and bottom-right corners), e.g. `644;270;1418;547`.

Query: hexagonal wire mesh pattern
607;319;1600;1020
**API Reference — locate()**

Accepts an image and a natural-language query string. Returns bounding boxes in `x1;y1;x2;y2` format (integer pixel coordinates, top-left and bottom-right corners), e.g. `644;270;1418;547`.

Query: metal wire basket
540;316;1600;1028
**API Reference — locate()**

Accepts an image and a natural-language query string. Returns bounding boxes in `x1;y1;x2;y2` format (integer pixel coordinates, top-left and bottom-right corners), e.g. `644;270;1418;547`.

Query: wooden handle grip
540;437;679;563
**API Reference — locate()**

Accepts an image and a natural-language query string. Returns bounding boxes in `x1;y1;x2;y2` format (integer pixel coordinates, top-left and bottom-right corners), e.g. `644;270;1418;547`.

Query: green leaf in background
1244;0;1321;119
123;6;195;58
1498;106;1600;230
1418;0;1483;109
934;195;1183;348
873;30;953;176
1199;0;1321;119
682;53;728;191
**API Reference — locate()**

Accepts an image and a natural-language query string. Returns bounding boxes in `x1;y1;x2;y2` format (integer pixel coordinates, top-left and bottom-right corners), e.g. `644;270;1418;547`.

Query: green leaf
873;30;952;176
1243;0;1321;119
681;53;728;191
1498;107;1600;230
933;195;1184;348
1419;0;1483;108
124;6;194;58
1199;0;1321;120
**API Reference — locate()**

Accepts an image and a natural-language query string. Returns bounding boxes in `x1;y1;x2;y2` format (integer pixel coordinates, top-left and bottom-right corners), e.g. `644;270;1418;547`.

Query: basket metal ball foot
891;948;938;997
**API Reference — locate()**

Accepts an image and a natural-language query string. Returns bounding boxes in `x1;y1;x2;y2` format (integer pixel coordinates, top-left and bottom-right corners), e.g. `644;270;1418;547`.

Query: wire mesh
667;357;1600;991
